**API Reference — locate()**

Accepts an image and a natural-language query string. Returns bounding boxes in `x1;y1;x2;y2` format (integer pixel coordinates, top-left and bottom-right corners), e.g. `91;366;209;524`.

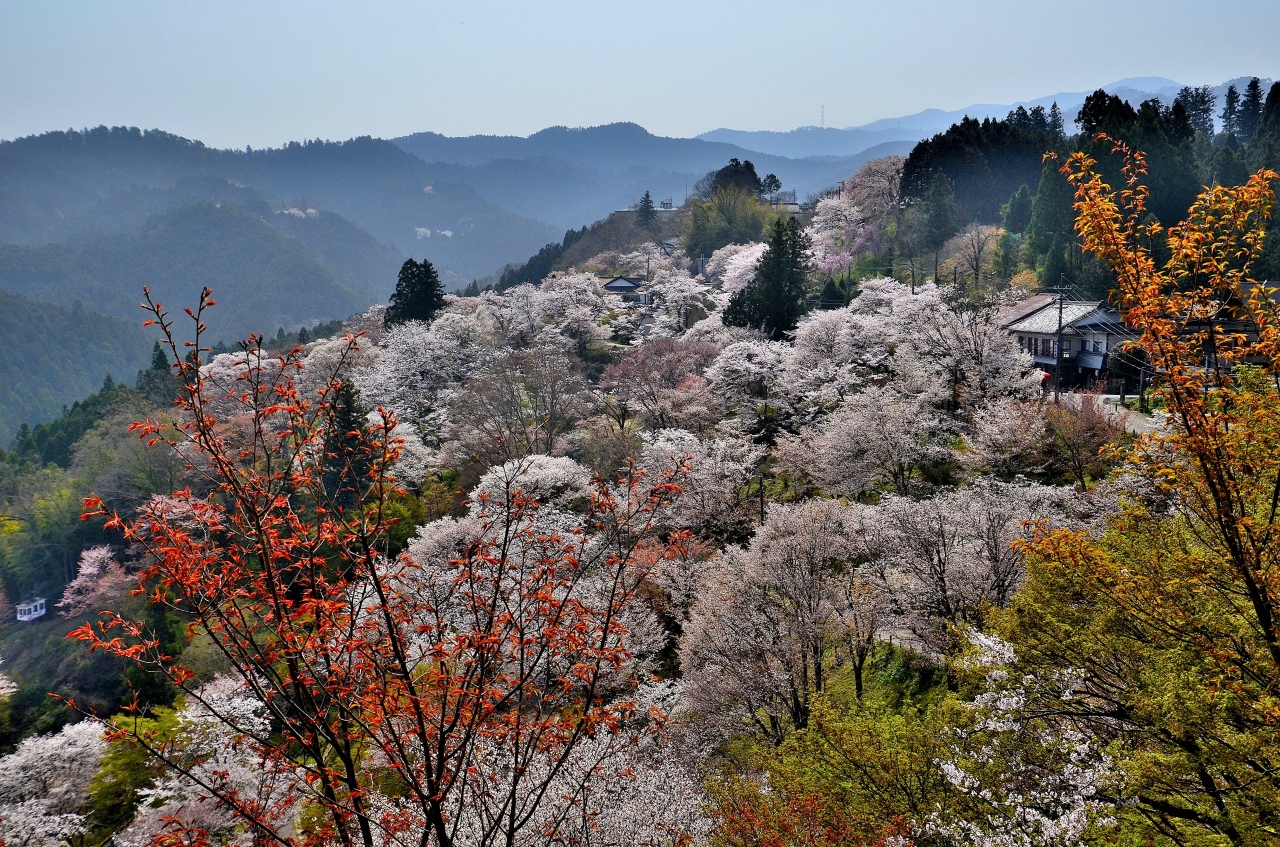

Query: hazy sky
3;0;1278;148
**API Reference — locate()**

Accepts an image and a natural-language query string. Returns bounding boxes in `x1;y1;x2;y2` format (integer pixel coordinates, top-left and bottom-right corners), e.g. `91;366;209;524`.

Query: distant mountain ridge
697;76;1272;160
393;123;912;230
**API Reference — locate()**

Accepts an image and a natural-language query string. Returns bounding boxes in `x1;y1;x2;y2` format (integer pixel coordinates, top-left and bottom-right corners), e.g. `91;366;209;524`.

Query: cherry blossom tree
807;192;866;278
355;310;495;438
928;634;1116;847
115;678;299;847
57;545;130;618
714;243;768;294
599;338;722;430
444;343;593;468
73;289;692;847
704;340;789;412
865;479;1068;654
0;721;105;847
639;428;764;540
780;386;951;497
680;498;886;743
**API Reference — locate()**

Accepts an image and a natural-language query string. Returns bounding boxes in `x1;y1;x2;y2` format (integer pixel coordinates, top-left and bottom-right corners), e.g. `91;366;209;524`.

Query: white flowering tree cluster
929;634;1116;847
48;155;1131;846
0;722;105;847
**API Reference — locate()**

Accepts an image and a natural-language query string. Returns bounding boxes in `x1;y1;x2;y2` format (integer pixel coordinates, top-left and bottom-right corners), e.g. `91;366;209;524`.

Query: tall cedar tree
384;257;446;327
1222;84;1241;136
723;217;810;341
1240;77;1265;141
924;172;958;279
635;191;656;230
1001;184;1033;233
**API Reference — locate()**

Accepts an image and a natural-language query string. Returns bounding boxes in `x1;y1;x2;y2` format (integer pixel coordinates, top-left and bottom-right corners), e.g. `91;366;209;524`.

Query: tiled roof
998;293;1056;327
1008;302;1103;335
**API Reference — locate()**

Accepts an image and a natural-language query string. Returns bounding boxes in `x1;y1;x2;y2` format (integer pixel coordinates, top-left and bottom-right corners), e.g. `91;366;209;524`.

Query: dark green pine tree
1240;77;1265;141
723;217;811;340
923;172;958;279
636;191;656;230
1025;159;1075;256
1048;102;1065;137
298;326;310;344
463;279;482;297
1042;236;1071;288
1253;82;1280;170
150;341;168;371
1222;84;1241;137
322;381;372;510
1001;184;1034;234
1212;136;1251;186
385;258;447;327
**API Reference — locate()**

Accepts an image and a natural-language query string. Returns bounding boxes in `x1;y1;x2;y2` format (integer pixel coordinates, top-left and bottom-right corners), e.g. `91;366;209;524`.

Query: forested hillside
0;203;373;341
0;127;558;280
0;291;150;442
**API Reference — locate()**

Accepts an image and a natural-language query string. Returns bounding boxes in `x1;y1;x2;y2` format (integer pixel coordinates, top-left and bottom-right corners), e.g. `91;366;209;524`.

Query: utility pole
1051;279;1071;404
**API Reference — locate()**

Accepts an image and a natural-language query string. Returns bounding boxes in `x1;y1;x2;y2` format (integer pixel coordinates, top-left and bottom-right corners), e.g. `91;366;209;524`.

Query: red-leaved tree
71;288;689;847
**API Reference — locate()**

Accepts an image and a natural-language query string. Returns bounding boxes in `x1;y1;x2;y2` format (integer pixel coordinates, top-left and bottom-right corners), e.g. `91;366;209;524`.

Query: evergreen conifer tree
723;217;811;340
1222;84;1241;137
1212;136;1251;186
463;280;482;297
636;191;656;230
150;341;168;372
1001;184;1034;234
924;172;958;280
1240;77;1265;141
322;381;371;509
385;258;447;327
1253;82;1280;171
1048;102;1065;137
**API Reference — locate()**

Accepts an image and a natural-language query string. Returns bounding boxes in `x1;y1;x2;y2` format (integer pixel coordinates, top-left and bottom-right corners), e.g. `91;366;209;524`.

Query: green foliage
86;708;180;839
683;186;773;258
1175;85;1218;136
1240;77;1265;141
8;375;128;468
0;203;370;343
1025;159;1075;256
923;172;958;252
1075;91;1201;227
901;105;1065;223
993;231;1021;280
1000;183;1033;233
0;291;151;445
723;217;810;341
1212;135;1252;186
708;645;956;844
385;258;446;327
635;191;656;230
695;157;765;200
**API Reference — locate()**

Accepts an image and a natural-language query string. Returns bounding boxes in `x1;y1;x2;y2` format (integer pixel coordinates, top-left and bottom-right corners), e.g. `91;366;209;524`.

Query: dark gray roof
1007;302;1102;334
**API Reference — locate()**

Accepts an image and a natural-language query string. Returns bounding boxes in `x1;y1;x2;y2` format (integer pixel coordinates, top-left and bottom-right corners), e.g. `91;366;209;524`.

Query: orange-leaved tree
1002;140;1280;843
72;288;690;847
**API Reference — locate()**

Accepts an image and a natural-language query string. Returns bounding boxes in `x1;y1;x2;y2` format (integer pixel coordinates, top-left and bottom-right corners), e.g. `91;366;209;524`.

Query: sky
3;0;1279;149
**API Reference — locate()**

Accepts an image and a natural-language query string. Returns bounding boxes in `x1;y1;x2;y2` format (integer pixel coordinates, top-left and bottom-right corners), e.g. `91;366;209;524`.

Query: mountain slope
697;77;1272;160
0;203;371;341
0;290;152;443
0;128;559;280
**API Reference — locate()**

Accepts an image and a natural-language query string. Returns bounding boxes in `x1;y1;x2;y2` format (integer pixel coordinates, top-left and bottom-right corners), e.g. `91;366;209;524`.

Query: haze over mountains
0;73;1260;440
698;77;1273;159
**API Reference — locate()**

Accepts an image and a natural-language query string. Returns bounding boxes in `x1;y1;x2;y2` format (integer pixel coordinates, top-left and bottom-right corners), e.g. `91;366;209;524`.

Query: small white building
16;597;46;622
